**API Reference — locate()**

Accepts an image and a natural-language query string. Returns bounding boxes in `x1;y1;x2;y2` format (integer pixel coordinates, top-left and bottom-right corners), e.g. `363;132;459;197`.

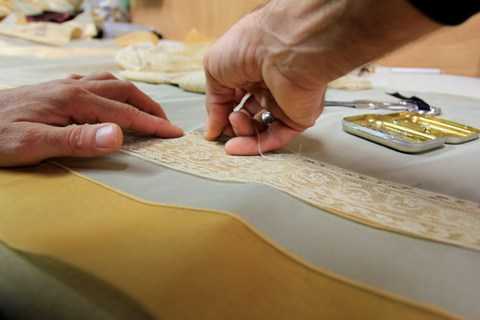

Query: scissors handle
324;100;411;109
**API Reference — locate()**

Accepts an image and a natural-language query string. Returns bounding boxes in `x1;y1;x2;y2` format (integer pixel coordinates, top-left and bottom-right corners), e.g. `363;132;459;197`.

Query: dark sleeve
408;0;480;25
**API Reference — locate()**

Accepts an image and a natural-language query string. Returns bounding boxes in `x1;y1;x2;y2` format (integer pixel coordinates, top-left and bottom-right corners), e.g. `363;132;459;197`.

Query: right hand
203;6;327;155
204;0;439;155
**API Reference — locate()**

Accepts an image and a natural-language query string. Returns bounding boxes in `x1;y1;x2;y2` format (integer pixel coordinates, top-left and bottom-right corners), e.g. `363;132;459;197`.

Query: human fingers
68;91;183;138
224;121;300;155
68;73;83;80
229;111;256;137
68;72;118;81
202;10;266;141
222;124;235;138
0;122;123;167
228;96;263;137
64;73;168;119
79;79;168;119
79;72;118;81
204;69;238;140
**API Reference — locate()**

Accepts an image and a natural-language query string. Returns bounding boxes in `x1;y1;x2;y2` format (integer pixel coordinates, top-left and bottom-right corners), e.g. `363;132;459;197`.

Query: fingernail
95;125;116;149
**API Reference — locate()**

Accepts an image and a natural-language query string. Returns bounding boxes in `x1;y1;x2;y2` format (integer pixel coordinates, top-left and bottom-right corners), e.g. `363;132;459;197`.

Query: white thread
232;93;284;161
255;125;268;159
234;93;251;112
255;125;286;161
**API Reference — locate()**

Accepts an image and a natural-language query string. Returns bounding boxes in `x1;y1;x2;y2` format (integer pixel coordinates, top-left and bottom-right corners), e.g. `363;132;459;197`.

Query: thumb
28;123;123;162
49;123;123;158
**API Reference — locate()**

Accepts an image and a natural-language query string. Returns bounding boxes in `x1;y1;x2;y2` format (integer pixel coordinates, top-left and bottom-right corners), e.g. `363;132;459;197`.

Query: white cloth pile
0;0;96;45
116;41;208;93
116;40;373;94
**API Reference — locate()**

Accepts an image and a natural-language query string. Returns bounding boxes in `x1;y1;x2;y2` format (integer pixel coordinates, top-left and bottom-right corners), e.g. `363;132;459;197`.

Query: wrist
255;0;440;85
256;0;354;86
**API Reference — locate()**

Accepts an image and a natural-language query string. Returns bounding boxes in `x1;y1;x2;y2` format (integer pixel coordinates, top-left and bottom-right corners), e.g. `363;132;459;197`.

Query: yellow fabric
0;163;459;320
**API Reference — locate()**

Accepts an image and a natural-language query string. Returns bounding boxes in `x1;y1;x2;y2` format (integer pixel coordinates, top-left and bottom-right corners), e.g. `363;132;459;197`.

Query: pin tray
342;112;479;153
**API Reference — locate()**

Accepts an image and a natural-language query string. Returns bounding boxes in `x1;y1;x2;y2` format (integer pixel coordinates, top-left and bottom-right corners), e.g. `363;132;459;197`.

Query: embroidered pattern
123;131;480;250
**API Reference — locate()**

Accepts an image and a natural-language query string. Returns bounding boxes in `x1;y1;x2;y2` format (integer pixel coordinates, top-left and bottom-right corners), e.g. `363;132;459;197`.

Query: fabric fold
0;163;458;319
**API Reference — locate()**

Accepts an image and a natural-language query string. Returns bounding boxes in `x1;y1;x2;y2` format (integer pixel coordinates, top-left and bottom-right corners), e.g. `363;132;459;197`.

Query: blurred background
0;0;478;76
130;0;480;76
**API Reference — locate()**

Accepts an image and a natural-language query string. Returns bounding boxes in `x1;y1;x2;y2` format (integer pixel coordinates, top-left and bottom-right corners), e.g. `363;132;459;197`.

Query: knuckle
54;85;91;113
60;84;88;100
120;80;136;91
100;72;116;79
123;106;143;128
45;125;85;156
64;125;85;153
110;80;137;102
58;77;76;85
127;105;142;119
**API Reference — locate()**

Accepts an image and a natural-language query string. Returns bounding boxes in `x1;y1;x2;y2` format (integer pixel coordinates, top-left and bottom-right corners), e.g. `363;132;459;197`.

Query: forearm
256;0;441;86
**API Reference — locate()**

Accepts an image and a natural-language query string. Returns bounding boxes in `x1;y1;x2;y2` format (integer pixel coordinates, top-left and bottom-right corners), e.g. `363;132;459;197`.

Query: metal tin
343;112;479;153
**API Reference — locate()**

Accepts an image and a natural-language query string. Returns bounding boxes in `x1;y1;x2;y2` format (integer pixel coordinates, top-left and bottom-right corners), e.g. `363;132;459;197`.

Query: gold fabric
123;131;480;251
0;163;458;319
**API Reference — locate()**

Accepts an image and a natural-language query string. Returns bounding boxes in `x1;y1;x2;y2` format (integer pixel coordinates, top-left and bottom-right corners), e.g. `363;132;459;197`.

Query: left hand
0;72;183;167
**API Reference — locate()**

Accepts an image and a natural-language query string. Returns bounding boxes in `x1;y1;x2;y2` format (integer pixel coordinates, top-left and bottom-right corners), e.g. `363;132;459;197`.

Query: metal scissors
325;92;441;115
249;92;441;126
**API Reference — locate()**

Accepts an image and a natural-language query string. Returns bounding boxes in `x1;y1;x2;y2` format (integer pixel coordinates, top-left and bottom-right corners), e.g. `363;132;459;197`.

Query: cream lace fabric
123;130;480;251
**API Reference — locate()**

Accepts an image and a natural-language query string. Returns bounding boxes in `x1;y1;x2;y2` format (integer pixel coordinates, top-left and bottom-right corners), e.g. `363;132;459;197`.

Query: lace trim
123;130;480;251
